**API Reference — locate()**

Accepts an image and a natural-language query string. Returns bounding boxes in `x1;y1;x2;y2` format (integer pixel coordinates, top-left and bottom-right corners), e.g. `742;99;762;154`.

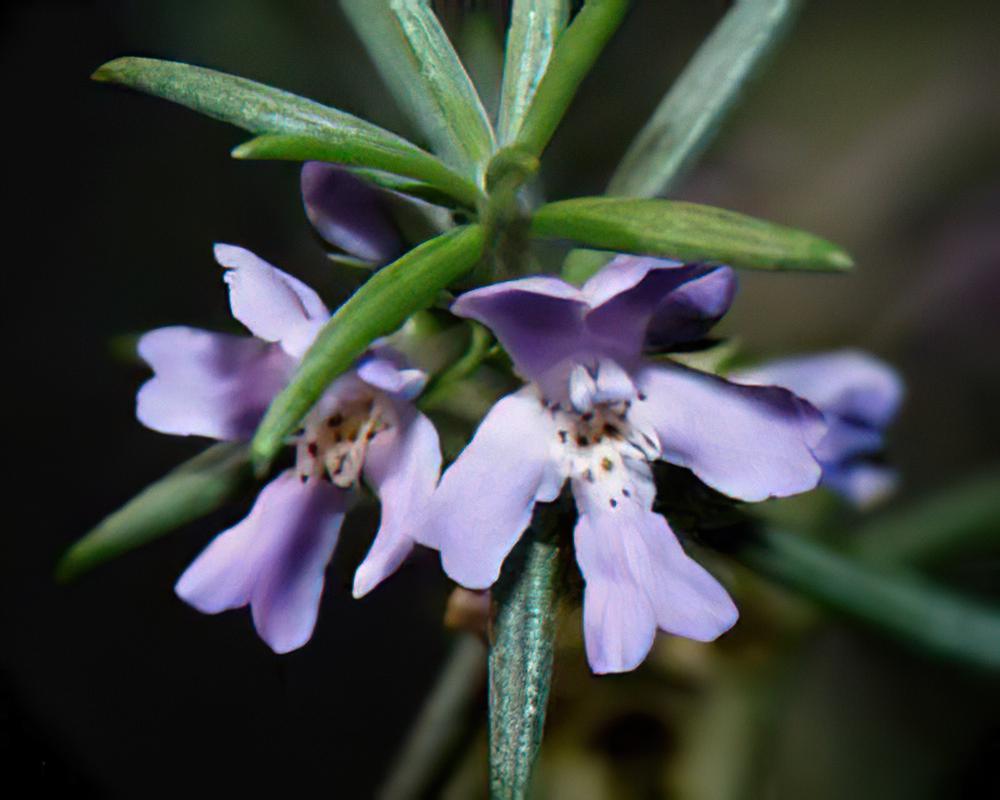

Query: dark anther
366;429;377;441
300;474;308;484
609;498;618;508
582;412;594;422
558;430;569;443
622;488;631;498
307;442;318;457
327;413;343;427
637;392;647;401
601;457;614;472
576;435;589;447
293;427;305;437
584;469;595;483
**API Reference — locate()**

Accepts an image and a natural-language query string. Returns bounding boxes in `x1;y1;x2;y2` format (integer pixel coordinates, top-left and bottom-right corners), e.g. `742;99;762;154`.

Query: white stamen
295;393;390;487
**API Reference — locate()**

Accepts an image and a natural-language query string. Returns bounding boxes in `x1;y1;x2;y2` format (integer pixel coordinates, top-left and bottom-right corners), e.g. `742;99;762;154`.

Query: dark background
2;1;999;797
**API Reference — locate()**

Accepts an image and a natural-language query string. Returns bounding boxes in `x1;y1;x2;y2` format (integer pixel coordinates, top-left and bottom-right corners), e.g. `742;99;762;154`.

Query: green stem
489;525;566;799
419;323;495;411
378;634;488;800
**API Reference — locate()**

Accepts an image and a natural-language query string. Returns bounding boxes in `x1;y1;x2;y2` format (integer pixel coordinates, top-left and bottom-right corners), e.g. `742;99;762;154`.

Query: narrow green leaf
609;0;802;198
340;0;496;179
56;443;251;582
92;57;423;153
498;0;570;146
351;168;464;209
233;134;482;209
532;197;853;272
740;527;1000;670
252;224;486;469
490;526;564;799
515;0;630;159
852;469;1000;567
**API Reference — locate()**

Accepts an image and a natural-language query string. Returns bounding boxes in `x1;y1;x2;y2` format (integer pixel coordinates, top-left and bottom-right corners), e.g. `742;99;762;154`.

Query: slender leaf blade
498;0;570;146
852;469;1000;566
609;0;803;197
252;224;486;468
340;0;495;179
233;134;482;209
92;57;424;153
740;527;1000;670
56;443;251;582
515;0;630;158
532;197;853;272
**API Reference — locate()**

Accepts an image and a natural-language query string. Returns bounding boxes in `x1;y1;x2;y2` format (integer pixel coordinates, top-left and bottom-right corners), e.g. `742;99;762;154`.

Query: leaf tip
90;57;131;83
827;247;855;271
54;549;82;584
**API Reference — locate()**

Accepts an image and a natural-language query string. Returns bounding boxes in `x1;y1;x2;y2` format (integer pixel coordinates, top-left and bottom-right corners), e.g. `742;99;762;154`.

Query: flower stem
488;522;566;799
378;634;488;800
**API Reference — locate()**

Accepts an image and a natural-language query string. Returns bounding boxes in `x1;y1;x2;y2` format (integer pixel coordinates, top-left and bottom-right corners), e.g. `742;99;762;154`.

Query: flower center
548;396;660;510
294;394;389;488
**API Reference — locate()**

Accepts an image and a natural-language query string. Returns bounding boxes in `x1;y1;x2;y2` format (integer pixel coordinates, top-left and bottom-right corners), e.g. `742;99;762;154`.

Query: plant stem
488;526;565;799
379;634;488;800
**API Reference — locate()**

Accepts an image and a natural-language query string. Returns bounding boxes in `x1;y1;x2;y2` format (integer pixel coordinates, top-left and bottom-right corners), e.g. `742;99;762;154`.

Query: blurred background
2;0;998;796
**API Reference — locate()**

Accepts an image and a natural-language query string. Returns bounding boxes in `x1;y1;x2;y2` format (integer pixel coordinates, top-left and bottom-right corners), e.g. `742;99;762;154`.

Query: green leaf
740;527;1000;671
609;0;803;197
233;134;482;209
252;224;486;469
490;524;565;799
852;468;1000;567
351;168;465;209
531;197;853;272
56;443;251;582
92;57;423;152
339;0;496;180
498;0;570;146
515;0;630;158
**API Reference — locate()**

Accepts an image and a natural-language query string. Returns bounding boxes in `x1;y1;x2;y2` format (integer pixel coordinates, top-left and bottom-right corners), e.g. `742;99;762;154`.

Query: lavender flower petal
354;400;442;598
633;363;825;502
646;266;737;348
423;387;564;589
301;162;403;264
136;326;293;440
214;243;328;358
574;483;737;673
176;470;347;653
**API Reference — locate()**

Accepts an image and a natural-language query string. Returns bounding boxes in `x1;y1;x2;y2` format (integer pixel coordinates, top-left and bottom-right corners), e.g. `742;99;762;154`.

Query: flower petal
823;463;899;510
214;243;328;358
136;326;293;440
573;472;737;674
732;350;903;429
423;387;564;589
301;162;403;264
582;256;715;360
646;266;737;348
633;363;824;502
175;470;348;654
354;401;442;598
356;354;427;399
451;277;588;388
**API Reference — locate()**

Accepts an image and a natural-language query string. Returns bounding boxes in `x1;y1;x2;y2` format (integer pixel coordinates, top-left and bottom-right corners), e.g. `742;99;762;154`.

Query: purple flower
137;244;441;653
732;350;904;509
420;257;826;674
301;162;403;265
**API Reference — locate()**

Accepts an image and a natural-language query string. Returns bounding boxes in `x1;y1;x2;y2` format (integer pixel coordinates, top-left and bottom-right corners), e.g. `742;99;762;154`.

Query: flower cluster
133;164;901;672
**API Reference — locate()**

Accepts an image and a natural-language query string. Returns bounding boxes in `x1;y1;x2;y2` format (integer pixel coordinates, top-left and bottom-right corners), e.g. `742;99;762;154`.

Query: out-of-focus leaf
515;0;629;158
232;134;482;209
56;443;251;582
498;0;570;146
458;12;505;124
339;0;495;179
531;197;853;272
92;57;423;152
609;0;803;197
739;527;1000;670
252;225;486;469
852;469;1000;566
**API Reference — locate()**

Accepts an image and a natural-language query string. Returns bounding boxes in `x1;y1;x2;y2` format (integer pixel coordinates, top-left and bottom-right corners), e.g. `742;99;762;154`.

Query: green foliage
609;0;803;197
515;0;630;159
56;443;251;582
741;527;1000;671
498;0;570;146
339;0;495;180
232;133;482;209
533;197;853;273
251;224;487;470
